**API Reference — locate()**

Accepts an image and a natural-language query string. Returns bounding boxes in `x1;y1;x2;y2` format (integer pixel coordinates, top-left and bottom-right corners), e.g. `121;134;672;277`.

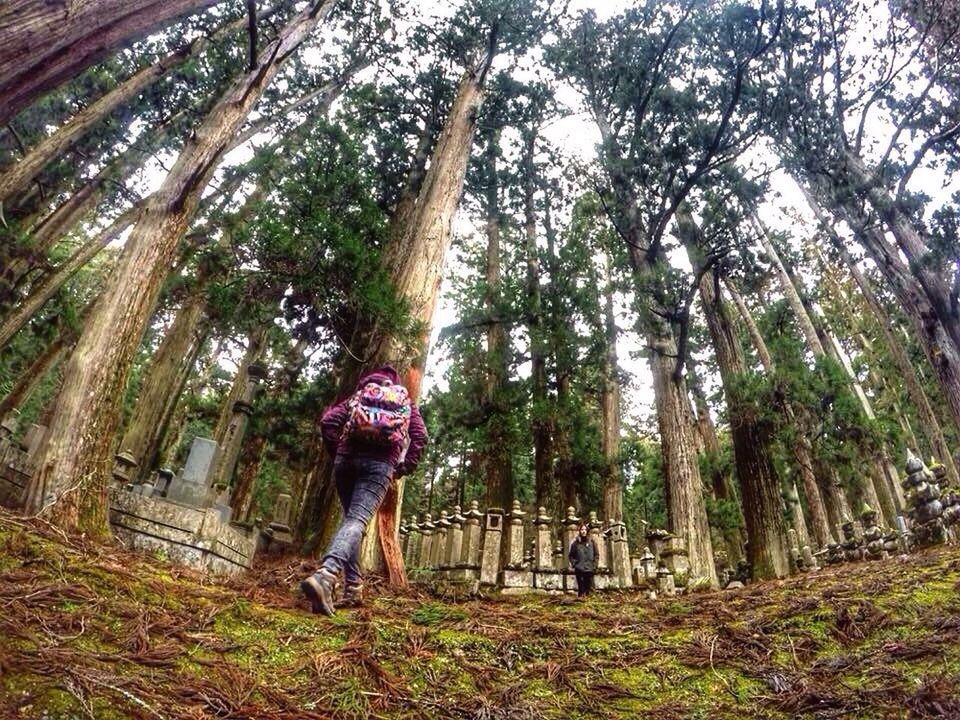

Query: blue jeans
321;456;393;585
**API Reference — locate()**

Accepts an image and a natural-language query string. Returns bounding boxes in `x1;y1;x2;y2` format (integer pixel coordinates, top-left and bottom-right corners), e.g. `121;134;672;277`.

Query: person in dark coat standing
569;523;599;597
300;365;428;616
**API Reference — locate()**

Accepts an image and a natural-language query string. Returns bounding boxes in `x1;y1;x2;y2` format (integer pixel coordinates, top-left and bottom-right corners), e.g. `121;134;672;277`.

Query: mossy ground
1;510;959;719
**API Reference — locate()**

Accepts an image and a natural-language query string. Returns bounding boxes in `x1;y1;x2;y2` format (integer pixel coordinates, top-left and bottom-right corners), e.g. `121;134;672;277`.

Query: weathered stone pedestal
262;492;294;554
109;487;257;574
479;508;504;586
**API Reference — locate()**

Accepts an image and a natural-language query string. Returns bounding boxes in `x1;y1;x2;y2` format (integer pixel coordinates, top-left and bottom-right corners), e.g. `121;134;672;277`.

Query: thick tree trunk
522;132;553;518
725;280;833;548
650;336;717;585
593;111;716;585
599;250;623;522
26;0;337;535
330;67;488;586
117;292;208;481
481;131;512;511
679;212;790;579
689;376;745;565
0;0;226;126
0;13;249;206
0;207;136;351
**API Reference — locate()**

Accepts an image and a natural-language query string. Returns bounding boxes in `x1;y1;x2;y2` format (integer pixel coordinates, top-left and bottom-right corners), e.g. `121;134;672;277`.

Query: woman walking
300;366;427;616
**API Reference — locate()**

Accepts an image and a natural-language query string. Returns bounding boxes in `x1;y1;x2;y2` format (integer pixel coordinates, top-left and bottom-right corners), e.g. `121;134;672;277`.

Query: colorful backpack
341;381;412;447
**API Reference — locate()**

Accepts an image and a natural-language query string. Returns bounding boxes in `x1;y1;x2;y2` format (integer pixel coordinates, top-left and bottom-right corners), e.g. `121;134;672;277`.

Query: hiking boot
337;583;363;608
300;568;337;616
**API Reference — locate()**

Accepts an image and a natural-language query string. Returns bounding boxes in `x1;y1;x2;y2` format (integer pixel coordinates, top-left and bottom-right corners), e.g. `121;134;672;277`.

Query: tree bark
0;0;226;126
725;280;834;548
26;0;338;536
649;335;717;584
679;210;790;579
689;374;746;565
0;13;250;206
212;324;270;488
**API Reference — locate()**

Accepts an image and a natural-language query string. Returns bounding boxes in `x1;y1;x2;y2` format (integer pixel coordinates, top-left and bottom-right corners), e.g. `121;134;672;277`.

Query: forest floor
1;510;960;719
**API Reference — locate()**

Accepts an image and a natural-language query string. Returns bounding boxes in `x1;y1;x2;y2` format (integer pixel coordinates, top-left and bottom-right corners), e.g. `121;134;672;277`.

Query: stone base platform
109;488;258;575
0;459;29;510
501;569;534;590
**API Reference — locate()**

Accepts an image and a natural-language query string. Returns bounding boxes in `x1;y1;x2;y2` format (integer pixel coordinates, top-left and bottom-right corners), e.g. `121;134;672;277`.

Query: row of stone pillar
400;500;636;591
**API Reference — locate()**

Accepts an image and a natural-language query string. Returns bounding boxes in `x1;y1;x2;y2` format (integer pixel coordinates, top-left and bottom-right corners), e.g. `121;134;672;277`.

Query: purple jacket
320;367;428;477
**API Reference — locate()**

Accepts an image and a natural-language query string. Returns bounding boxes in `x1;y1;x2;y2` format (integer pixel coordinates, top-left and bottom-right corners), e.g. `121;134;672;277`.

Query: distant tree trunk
159;336;224;469
522;130;553;517
821;325;902;523
756;221;863;520
542;197;568;519
795;170;960;457
0;13;251;206
754;217;824;355
117;292;208;481
0;0;226;126
725;280;833;548
481;130;512;511
230;433;266;521
844;150;960;353
598;250;623;522
212;324;270;488
806;187;960;484
0;333;71;420
0;207;137;351
679;211;789;579
26;0;338;536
